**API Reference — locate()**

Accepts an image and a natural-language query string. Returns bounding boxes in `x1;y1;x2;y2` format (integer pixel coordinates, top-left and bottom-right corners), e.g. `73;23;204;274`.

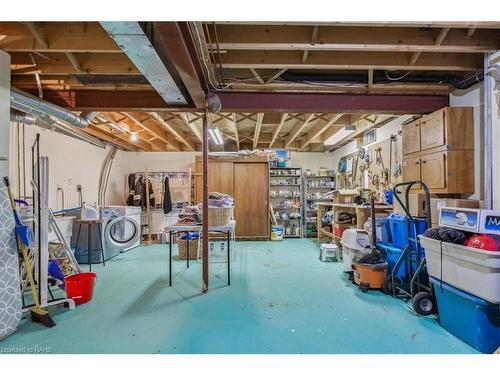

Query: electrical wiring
385;70;412;81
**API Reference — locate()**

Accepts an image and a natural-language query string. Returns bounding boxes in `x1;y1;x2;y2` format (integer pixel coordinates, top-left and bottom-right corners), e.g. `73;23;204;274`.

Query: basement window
363;129;377;146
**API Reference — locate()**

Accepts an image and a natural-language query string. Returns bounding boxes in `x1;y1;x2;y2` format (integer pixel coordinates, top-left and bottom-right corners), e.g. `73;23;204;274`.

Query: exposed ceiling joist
178;113;203;143
299;113;344;150
232;113;240;150
269;113;289;148
253;113;264;149
220;50;480;71
122;112;181;150
410;27;451;66
148;112;195;150
23;22;48;49
250;68;265;84
285;113;316;148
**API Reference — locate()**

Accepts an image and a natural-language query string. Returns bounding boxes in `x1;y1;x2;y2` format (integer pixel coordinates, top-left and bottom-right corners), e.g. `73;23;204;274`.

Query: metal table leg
227;230;230;286
169;230;172;286
187;235;190;269
88;223;92;272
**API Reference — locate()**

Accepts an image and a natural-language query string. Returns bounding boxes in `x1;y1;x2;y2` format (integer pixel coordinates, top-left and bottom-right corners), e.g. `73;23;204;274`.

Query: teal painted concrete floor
1;239;477;354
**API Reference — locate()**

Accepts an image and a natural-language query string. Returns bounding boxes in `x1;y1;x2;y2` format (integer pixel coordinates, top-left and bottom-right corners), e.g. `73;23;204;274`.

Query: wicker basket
207;206;234;226
177;238;200;260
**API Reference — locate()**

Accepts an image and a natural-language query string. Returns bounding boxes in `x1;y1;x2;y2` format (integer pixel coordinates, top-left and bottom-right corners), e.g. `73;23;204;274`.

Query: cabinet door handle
422;160;427;164
415;161;420;165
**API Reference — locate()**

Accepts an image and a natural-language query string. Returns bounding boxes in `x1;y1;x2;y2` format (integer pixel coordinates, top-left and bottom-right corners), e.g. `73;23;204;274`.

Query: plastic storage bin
364;217;391;243
341;229;371;272
388;214;427;252
377;242;408;281
420;235;500;304
430;277;500;353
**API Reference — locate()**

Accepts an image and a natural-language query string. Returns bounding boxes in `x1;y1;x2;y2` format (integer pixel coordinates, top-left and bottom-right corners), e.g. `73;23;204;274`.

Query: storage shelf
270;184;301;187
270;174;301;178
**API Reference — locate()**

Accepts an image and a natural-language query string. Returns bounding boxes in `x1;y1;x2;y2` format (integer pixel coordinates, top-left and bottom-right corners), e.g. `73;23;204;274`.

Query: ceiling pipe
10;87;98;128
10;110;37;125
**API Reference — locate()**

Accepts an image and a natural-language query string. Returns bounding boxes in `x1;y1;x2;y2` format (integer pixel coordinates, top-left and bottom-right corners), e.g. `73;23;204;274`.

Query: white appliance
100;206;142;254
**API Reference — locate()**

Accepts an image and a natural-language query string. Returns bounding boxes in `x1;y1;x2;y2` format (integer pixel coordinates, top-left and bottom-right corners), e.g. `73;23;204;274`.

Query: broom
3;177;56;328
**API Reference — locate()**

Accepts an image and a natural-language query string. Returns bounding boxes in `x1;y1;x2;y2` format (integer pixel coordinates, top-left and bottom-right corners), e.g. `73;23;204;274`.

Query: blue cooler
388;214;427;254
430;277;500;353
377;242;407;281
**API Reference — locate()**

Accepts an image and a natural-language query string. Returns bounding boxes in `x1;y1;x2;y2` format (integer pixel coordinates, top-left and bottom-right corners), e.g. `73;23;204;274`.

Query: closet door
195;161;234;203
234;163;269;239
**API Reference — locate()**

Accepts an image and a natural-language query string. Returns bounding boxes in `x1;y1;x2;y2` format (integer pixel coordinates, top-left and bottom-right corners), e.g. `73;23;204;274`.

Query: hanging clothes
163;176;173;214
141;177;155;208
126;174;136;206
133;176;143;207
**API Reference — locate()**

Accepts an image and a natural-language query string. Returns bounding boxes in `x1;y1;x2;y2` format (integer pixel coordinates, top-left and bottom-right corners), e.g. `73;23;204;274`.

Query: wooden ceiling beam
148;112;196;150
209;25;499;53
250;68;265;84
96;112;154;151
299;113;344;150
269;113;288;148
122;112;181;151
0;22;122;53
232;113;240;151
220;50;481;71
65;52;82;72
178;113;203;143
253;113;264;149
84;125;143;151
265;68;287;84
411;28;451;66
10;52;140;75
284;113;316;148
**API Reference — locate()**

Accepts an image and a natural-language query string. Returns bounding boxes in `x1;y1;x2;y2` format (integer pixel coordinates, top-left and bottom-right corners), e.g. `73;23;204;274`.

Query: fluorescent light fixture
130;132;138;142
324;126;355;146
209;127;224;145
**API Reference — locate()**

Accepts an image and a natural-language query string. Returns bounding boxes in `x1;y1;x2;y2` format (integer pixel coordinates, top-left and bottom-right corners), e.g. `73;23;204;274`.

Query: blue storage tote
430;277;500;353
388;214;427;254
377;242;407;281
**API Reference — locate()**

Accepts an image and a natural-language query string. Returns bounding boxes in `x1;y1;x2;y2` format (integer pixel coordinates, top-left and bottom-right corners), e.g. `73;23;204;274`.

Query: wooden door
195;162;234;203
402;120;421;155
402;156;421;183
420;110;445;151
234;163;269;239
421;152;446;189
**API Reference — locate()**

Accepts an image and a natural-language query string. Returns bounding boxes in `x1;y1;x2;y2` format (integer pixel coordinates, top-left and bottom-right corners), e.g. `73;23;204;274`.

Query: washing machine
101;206;142;254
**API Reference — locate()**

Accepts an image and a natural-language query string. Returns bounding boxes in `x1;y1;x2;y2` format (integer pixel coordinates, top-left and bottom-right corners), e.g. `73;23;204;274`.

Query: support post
202;112;209;292
484;53;493;209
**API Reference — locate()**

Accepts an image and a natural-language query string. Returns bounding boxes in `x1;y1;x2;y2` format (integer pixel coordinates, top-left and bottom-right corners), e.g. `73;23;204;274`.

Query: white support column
0;51;11;178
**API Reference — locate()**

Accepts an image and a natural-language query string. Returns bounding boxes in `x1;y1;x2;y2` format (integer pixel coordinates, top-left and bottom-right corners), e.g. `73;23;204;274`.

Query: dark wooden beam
151;22;207;109
25;89;448;114
216;92;449;114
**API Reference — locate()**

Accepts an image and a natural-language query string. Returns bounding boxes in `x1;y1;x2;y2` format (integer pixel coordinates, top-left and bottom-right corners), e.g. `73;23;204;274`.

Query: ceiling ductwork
10;110;37;126
10;87;98;128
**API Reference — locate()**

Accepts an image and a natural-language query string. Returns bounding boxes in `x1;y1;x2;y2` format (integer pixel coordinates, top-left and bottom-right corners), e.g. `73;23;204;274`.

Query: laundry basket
178;238;200;260
207;207;234;226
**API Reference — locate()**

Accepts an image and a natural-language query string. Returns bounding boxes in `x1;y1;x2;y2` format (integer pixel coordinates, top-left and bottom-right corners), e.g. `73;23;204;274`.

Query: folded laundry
208;192;234;207
176;205;202;225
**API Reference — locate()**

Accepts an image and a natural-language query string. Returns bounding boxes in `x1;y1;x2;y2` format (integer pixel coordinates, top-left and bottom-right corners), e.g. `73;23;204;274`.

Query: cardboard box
430;198;480;224
392;193;428;217
393;193;480;224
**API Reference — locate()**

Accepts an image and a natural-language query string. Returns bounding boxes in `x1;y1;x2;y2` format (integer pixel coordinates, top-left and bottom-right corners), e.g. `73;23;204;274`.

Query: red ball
464;234;499;251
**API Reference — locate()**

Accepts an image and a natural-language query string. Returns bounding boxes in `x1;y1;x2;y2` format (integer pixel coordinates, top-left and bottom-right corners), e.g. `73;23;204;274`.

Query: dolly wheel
412;292;435;316
383;276;401;295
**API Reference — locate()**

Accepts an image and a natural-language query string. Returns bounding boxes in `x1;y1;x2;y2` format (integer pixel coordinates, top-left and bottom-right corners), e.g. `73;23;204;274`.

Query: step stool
320;243;340;262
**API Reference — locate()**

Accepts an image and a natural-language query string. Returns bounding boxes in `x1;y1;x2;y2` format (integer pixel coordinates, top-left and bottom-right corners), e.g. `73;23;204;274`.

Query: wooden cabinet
401;107;474;194
402;156;421;183
234;163;269;239
421;152;446;189
402;120;421;154
195;156;269;239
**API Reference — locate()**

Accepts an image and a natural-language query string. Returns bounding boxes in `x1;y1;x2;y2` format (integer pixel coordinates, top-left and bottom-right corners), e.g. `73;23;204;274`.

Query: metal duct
10;87;97;128
10;110;37;125
98;147;118;206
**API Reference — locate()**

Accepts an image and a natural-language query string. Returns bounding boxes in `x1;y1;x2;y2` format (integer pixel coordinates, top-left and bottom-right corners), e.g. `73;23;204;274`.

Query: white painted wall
11;123;125;210
330;116;410;171
287;152;333;173
0;51;10;178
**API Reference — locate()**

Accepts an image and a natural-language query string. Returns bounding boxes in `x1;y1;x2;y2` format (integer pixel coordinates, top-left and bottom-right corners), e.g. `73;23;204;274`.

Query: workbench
164;221;235;287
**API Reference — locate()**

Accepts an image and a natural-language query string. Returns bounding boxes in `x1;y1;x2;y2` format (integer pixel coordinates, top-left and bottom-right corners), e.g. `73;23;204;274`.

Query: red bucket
65;272;96;305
